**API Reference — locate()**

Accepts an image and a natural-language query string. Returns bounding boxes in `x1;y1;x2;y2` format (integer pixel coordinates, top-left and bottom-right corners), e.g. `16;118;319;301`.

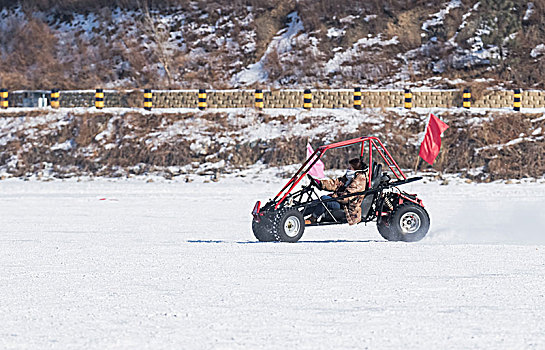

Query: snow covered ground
1;176;545;349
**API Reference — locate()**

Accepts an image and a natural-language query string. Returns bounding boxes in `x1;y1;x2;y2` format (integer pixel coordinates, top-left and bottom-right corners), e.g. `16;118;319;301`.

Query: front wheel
252;218;275;242
377;218;398;241
271;208;305;242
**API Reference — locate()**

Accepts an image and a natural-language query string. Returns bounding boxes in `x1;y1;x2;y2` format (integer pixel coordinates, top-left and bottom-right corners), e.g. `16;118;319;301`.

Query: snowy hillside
0;1;544;89
1;108;544;181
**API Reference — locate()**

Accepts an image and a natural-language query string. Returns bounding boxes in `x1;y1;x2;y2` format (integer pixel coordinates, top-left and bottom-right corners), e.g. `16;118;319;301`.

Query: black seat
360;162;382;220
322;164;381;223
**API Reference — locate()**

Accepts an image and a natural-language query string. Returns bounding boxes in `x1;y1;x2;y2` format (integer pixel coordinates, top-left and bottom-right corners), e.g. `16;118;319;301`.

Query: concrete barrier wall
5;89;545;109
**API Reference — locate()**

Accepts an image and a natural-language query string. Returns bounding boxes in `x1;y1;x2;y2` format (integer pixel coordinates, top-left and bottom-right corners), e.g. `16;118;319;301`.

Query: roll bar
273;137;406;209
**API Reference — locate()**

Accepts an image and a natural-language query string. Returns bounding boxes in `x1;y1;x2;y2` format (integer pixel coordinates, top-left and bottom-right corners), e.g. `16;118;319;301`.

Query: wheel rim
284;216;301;237
399;212;421;234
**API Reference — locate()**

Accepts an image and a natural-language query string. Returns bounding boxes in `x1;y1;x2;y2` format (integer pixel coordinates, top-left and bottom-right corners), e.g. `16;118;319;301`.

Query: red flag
419;113;449;165
306;143;325;178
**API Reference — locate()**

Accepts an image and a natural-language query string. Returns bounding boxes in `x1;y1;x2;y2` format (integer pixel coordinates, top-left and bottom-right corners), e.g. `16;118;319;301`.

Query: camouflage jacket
321;171;368;225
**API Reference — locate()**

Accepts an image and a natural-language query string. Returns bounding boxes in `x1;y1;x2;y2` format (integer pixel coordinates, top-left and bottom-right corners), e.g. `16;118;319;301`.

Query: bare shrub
139;1;175;87
262;48;284;82
465;80;495;101
0;16;63;89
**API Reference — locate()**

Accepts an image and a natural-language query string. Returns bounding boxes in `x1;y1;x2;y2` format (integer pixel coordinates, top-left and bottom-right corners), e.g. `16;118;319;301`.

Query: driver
306;158;368;225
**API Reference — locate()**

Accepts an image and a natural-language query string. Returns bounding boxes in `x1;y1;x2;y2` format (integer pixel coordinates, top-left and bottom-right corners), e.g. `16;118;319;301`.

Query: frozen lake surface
1;177;545;349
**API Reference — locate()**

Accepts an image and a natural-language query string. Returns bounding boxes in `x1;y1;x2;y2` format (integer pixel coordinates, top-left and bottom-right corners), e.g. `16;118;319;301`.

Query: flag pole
414;113;429;176
413;155;420;175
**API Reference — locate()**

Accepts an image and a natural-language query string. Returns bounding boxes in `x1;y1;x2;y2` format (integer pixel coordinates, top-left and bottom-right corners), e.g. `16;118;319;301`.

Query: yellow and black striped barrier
255;89;264;109
303;89;312;109
463;88;471;109
144;89;152;111
0;89;8;109
95;89;104;109
404;89;412;109
514;89;521;111
198;89;207;110
50;89;60;108
354;87;362;110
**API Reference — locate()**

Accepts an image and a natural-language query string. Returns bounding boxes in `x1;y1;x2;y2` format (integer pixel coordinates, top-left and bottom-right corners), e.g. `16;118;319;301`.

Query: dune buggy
251;136;430;242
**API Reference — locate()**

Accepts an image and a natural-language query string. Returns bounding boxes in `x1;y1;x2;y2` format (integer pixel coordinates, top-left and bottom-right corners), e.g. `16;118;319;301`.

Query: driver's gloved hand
315;179;322;190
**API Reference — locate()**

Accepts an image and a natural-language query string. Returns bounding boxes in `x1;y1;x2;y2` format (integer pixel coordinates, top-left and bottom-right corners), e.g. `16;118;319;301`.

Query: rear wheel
388;203;430;242
271;208;305;242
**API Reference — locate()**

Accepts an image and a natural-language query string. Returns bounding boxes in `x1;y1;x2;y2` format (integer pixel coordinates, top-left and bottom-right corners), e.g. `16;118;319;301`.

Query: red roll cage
273;137;407;209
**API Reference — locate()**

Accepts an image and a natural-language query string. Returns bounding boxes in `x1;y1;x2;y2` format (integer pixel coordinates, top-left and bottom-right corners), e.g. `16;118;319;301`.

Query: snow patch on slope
51;139;76;151
523;2;535;21
232;12;303;86
530;44;545;58
422;0;462;32
325;35;399;74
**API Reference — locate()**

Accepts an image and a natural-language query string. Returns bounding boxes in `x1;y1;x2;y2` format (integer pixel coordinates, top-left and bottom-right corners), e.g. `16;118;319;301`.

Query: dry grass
0;17;64;89
465;80;495;101
1;0;188;12
385;9;423;50
2;110;543;180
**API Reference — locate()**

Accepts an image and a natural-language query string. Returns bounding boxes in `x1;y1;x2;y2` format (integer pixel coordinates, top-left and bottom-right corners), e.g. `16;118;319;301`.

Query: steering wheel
307;174;320;188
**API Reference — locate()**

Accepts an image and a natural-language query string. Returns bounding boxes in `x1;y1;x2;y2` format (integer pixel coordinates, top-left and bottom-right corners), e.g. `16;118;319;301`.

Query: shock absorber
384;196;394;211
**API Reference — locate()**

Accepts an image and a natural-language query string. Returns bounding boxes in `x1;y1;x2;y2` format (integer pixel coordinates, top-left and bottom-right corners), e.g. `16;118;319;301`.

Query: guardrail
0;88;544;110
